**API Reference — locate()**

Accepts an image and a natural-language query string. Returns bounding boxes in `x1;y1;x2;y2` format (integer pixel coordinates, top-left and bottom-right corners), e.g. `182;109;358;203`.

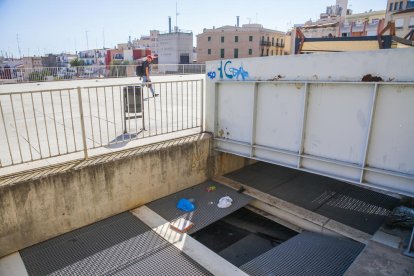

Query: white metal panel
367;85;414;175
216;83;254;143
303;83;373;165
255;83;304;152
206;49;414;196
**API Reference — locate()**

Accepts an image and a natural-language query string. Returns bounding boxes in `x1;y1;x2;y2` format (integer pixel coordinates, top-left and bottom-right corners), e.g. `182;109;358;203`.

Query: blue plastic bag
177;198;195;212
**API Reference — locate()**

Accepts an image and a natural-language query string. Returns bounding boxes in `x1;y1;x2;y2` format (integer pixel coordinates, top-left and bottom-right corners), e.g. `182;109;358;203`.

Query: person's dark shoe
153;93;159;97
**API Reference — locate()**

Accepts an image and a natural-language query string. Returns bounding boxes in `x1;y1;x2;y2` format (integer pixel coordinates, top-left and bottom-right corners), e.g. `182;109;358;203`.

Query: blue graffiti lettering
218;60;233;79
217;60;249;80
207;71;216;80
229;65;249;80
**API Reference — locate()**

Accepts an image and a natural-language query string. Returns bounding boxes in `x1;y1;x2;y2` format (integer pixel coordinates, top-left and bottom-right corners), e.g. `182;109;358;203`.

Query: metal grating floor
146;180;253;234
225;162;400;234
20;212;212;276
240;231;365;276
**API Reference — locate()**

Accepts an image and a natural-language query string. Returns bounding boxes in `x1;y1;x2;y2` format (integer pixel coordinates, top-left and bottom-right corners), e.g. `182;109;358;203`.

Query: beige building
386;0;414;37
196;24;286;63
22;56;43;68
340;10;386;37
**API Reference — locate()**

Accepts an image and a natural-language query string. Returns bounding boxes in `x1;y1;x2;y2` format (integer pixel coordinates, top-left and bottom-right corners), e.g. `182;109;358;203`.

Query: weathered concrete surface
345;241;414;276
0;133;251;258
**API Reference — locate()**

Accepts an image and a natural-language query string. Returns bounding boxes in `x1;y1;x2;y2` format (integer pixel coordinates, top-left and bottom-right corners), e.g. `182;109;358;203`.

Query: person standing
142;55;158;97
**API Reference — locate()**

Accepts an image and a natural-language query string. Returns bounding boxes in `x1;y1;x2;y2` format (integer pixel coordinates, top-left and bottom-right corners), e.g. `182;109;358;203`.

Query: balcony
260;40;271;46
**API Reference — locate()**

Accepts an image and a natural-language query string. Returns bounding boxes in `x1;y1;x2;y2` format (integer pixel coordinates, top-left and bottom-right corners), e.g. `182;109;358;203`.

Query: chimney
169;16;172;33
237;16;240;27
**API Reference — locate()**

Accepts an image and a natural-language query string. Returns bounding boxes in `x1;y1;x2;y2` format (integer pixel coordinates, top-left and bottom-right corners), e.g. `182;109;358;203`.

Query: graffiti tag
207;71;216;80
217;60;249;81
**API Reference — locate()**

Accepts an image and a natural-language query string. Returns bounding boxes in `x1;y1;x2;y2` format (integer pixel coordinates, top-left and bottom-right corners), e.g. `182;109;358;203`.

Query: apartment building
197;24;285;63
340;10;386;37
78;49;106;66
386;0;414;37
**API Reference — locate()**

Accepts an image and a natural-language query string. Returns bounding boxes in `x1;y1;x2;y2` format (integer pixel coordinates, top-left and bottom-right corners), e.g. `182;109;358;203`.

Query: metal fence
0;64;206;84
0;79;204;168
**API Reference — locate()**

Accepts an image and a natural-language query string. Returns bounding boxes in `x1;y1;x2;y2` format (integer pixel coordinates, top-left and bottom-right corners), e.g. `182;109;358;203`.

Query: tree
70;58;84;67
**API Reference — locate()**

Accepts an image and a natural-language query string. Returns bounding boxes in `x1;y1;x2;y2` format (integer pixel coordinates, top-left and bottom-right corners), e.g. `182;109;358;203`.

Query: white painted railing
0;79;204;168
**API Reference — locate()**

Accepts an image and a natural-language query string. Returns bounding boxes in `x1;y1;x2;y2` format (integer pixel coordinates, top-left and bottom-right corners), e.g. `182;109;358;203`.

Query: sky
0;0;387;58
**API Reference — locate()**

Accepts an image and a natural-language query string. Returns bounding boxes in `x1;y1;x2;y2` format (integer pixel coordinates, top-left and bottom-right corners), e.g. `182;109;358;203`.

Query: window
208;36;211;42
235;36;239;42
248;49;252;55
266;49;269;56
208;49;211;55
220;49;225;58
409;16;414;28
221;36;224;43
249;36;253;41
234;48;238;58
272;37;274;46
395;18;404;29
394;2;398;10
399;1;404;9
389;3;393;11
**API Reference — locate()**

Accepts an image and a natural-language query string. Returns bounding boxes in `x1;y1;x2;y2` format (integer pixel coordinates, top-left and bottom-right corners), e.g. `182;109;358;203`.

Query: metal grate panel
268;172;348;211
20;212;212;276
240;231;365;276
225;162;300;193
146;180;253;234
315;185;400;234
225;162;399;234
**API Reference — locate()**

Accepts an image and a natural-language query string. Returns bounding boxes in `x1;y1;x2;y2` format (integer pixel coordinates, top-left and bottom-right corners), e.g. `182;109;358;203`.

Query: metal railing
0;79;204;168
0;64;206;84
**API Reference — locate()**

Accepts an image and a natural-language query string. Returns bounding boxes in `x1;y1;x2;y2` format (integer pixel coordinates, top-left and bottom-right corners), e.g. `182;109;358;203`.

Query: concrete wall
0;133;251;258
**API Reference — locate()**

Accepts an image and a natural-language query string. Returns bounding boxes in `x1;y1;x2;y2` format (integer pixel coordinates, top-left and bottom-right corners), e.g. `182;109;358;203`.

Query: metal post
250;83;259;157
297;82;309;168
214;82;220;138
359;83;379;183
200;79;204;132
77;87;88;159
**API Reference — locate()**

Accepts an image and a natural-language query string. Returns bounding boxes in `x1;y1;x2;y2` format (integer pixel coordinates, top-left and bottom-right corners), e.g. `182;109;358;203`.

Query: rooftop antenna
247;17;254;24
85;30;89;50
16;33;22;58
102;28;106;49
175;1;180;31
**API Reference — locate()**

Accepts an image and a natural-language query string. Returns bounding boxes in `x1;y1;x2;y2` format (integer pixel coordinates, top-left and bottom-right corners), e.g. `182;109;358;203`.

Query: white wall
158;32;193;65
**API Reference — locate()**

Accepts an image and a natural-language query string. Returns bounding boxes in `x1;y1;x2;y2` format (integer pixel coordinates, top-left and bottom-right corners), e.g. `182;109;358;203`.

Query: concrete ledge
0;253;28;276
0;134;214;258
131;206;248;276
214;175;372;244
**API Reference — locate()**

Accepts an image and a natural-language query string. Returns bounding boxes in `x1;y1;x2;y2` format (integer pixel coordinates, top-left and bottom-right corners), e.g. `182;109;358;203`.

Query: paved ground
0;75;204;172
345;240;414;276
